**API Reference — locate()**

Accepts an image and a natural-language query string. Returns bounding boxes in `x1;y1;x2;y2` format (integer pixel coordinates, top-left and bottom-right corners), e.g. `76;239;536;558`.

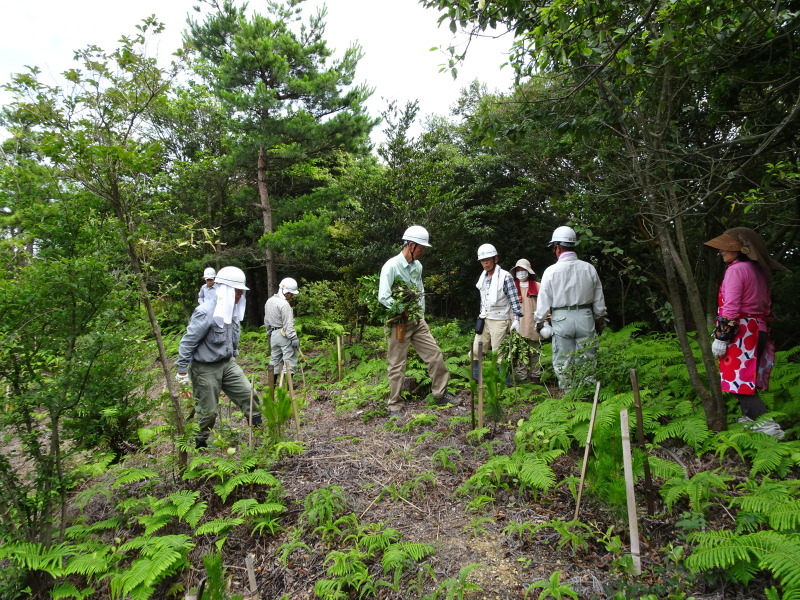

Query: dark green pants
190;357;261;446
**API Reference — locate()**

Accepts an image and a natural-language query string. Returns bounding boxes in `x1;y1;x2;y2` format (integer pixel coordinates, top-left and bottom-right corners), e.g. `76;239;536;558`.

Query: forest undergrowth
0;322;799;600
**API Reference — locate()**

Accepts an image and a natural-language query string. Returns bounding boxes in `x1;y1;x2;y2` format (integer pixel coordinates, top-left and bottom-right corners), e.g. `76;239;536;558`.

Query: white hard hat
539;324;553;339
402;225;431;247
214;266;249;290
548;226;578;247
513;258;535;275
477;243;498;261
279;277;300;295
203;267;216;280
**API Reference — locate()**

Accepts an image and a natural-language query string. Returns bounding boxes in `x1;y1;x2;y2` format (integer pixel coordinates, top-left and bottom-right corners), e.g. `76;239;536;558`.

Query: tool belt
552;303;592;311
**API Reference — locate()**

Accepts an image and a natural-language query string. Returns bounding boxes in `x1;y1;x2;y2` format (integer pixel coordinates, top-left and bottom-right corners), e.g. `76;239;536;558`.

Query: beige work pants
472;318;511;360
386;318;449;407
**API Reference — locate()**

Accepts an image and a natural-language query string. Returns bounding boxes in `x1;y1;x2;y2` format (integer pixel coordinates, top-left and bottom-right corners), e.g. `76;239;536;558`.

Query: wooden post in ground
267;364;275;403
630;368;655;516
477;341;484;430
285;361;301;438
336;335;343;381
248;374;255;450
574;381;601;521
245;553;260;600
620;408;642;575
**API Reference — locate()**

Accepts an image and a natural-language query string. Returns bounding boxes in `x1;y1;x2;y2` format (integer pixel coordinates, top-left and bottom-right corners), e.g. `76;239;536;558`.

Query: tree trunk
258;145;277;296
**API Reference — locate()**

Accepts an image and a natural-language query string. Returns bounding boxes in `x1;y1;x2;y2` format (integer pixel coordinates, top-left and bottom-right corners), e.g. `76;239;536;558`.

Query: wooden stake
469;345;476;430
267;364;274;403
574;381;601;521
477;341;484;430
620;408;642;575
630;368;655;516
245;553;260;600
336;335;343;381
285;361;301;438
248;374;255;450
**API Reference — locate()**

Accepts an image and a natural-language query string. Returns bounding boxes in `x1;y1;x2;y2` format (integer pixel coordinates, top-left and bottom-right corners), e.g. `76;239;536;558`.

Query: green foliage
431;447;462;474
686;529;800;595
503;519;593;556
200;551;243;600
358;274;423;324
525;570;579;600
302;486;349;529
661;470;734;515
260;387;295;443
422;563;483;600
111;534;194;600
459;451;559;498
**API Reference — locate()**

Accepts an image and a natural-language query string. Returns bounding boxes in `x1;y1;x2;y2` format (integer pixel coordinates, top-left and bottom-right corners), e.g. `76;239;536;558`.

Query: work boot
738;416;785;440
387;402;403;415
250;413;262;427
435;391;462;407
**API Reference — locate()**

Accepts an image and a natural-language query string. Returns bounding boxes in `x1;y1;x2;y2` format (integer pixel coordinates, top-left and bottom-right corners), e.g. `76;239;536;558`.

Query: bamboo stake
267;364;274;403
336;335;343;381
248;374;255;450
285;361;301;438
574;380;601;521
469;345;476;430
630;368;655;516
620;408;642;575
245;554;260;600
477;341;484;430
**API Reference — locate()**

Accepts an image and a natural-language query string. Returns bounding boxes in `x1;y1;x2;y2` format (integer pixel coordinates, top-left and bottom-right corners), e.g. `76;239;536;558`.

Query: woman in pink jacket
704;227;790;438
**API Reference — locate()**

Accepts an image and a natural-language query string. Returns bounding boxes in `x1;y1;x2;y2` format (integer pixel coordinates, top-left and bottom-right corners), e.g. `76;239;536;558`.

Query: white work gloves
711;339;729;359
176;372;190;385
539;324;553;340
510;318;520;333
290;337;300;349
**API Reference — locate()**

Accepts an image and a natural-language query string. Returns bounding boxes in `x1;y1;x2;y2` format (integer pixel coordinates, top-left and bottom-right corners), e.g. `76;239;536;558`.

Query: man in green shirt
378;225;460;414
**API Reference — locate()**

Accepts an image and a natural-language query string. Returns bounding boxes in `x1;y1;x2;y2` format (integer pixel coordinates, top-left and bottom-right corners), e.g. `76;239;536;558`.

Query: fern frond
648;456;686;480
63;549;112;577
195;517;245;536
51;582;94;599
112;468;158;487
381;542;435;574
231;498;285;518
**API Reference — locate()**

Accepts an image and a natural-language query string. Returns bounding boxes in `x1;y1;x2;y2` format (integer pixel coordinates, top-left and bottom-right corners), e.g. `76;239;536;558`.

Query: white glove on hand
510;319;520;332
176;372;190;385
711;339;729;359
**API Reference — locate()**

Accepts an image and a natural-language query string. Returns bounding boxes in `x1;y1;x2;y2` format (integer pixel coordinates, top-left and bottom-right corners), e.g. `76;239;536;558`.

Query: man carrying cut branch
378;225;460;414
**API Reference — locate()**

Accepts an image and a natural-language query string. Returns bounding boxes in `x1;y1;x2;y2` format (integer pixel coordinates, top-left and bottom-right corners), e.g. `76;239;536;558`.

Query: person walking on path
472;244;524;382
265;277;301;377
510;258;542;381
534;226;607;389
379;225;460;414
198;267;217;305
704;227;789;439
176;266;262;449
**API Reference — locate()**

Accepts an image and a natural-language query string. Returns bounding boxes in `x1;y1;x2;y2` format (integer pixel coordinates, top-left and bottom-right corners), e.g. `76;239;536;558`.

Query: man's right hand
176;372;190;385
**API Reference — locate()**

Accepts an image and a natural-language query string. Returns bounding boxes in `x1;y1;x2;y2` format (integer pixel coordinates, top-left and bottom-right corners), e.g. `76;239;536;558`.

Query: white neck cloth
213;284;246;327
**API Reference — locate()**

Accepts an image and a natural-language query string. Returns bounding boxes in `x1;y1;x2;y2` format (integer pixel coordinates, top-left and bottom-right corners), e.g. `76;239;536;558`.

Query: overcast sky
0;0;515;145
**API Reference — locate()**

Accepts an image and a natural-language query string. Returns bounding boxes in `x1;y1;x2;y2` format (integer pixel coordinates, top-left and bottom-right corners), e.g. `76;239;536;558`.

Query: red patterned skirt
719;318;774;395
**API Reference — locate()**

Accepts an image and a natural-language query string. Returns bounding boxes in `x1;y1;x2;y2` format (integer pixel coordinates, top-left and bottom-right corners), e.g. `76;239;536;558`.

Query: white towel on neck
476;266;506;313
213;284;246;327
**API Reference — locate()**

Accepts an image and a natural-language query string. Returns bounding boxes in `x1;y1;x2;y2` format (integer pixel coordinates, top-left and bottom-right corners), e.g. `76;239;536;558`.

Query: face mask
516;271;529;281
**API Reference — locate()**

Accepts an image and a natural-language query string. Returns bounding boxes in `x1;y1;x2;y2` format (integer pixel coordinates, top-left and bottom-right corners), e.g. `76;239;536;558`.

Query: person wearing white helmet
378;225;460;413
534;226;607;390
510;258;542;381
175;266;262;449
198;267;218;305
473;244;524;382
265;277;301;376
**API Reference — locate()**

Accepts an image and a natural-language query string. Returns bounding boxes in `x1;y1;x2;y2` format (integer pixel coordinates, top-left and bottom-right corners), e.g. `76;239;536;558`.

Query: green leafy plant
423;563;483;600
525;570;579;600
661;469;734;515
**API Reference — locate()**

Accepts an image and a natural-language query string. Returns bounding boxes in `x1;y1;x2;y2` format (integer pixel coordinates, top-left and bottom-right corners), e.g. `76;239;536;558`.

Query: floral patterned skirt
719;318;774;395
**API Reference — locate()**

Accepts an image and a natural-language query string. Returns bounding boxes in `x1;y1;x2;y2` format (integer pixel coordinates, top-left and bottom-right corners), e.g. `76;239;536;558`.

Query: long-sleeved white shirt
534;252;606;322
264;293;297;339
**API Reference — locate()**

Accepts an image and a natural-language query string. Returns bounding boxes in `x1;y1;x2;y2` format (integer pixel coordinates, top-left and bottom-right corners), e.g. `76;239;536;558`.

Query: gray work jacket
175;297;240;371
